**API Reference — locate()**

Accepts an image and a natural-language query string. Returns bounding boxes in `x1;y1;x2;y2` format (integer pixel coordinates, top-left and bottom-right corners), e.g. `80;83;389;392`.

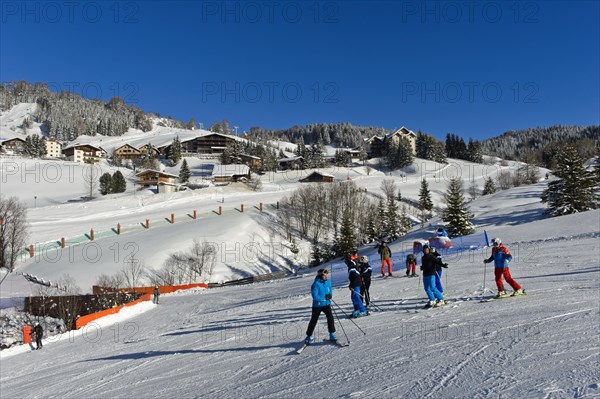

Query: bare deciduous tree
380;179;397;200
0;196;29;274
120;257;146;289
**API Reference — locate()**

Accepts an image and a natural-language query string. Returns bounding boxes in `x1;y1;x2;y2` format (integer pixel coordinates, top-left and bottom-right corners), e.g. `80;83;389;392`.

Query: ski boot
329;332;337;342
304;335;314;344
424;300;435;308
411;273;419;277
511;289;523;297
434;299;446;307
495;291;508;299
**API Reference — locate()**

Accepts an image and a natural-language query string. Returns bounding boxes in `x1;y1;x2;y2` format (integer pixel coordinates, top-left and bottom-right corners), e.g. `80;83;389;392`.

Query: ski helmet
360;256;368;263
491;238;501;246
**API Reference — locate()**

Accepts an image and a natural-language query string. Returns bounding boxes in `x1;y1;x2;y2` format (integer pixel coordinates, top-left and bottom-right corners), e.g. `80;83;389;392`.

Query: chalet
45;138;62;158
136;169;179;188
388;126;417;155
364;126;417;157
278;156;303;170
63;144;106;163
212;164;251;182
138;144;161;158
239;153;262;170
0;137;26;154
342;148;363;163
181;133;238;154
113;144;143;160
299;171;335;183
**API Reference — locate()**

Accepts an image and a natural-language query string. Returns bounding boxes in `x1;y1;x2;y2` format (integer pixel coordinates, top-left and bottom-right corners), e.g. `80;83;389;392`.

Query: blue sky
1;1;598;140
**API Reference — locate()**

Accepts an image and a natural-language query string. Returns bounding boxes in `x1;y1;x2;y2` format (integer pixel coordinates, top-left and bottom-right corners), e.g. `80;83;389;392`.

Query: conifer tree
168;136;182;166
541;145;599;215
111;170;127;193
376;198;386;239
179;159;191;183
399;205;412;236
418;178;434;221
482;177;496;195
441;178;475;237
386;195;401;239
337;209;356;257
99;172;113;195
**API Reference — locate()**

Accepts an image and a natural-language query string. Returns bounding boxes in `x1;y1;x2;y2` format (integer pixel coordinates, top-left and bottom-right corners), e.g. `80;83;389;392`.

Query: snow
0;147;598;397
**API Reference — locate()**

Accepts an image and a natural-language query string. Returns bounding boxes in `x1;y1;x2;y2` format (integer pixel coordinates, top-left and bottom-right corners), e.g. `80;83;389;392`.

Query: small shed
299;171;335;183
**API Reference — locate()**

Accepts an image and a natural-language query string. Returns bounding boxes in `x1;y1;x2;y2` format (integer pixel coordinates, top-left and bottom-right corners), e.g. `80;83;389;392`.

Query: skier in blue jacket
304;269;337;344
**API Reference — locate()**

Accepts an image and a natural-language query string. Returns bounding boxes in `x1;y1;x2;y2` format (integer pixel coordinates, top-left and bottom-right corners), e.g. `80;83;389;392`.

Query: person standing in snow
430;246;445;293
406;253;417;277
304;269;337;344
378;241;393;277
420;245;448;307
32;322;43;350
484;238;523;298
153;286;160;304
436;227;448;237
348;262;368;317
358;255;372;307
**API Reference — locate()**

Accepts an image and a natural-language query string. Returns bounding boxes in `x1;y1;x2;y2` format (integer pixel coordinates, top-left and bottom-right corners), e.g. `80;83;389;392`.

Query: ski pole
331;303;351;344
331;299;366;335
482;262;487;300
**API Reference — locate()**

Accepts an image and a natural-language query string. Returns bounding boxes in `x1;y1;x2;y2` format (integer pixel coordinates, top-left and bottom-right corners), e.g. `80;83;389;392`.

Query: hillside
0;182;598;398
0;154;549;296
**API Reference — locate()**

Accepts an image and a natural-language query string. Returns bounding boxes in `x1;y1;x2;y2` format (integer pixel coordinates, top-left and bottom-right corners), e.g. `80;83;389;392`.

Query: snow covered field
1;168;599;397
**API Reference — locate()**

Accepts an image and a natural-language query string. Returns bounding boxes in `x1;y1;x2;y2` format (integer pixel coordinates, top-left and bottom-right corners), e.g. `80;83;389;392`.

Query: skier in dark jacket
429;246;444;293
304;269;337;344
153;286;160;304
358;255;372;307
348;263;367;317
344;253;357;271
32;322;43;350
420;245;448;307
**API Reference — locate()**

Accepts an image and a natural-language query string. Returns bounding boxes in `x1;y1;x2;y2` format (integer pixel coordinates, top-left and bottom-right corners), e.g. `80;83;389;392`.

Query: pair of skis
480;290;528;302
296;339;349;354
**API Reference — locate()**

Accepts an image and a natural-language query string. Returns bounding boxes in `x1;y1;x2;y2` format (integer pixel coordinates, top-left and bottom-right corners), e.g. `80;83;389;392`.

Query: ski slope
1;181;599;398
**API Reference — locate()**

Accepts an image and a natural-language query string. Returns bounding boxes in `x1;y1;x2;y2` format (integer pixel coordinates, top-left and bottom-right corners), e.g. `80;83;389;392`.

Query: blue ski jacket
485;245;513;268
311;277;332;307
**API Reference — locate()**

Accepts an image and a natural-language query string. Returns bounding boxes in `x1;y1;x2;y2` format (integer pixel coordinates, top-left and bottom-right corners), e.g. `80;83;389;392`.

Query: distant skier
358;255;372;307
406;253;417;277
377;241;393;277
436;227;448;237
153;286;160;304
304;269;337;344
32;322;43;350
484;238;523;298
420;245;448;308
348;262;367;317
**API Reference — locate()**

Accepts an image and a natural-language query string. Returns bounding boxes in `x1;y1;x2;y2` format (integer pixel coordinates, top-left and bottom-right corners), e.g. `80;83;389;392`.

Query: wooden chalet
239;153;262;170
299;171;335;183
136;169;179;187
181;133;238;154
278;156;303;170
0;137;26;154
138;144;161;158
212;164;251;182
113;144;143;160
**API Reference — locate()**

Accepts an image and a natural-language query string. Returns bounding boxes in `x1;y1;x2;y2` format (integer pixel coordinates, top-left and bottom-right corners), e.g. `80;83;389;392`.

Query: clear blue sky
1;1;598;140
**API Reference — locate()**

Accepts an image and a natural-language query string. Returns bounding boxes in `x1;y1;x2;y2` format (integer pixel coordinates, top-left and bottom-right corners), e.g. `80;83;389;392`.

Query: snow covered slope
0;176;598;398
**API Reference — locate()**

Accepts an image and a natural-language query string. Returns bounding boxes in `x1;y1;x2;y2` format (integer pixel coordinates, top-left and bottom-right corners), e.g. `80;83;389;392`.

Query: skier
436;227;448;237
377;241;393;277
153;286;160;304
348;262;367;318
405;253;417;277
430;246;444;293
32;322;43;350
304;269;337;344
420;245;448;308
483;238;523;298
358;255;372;307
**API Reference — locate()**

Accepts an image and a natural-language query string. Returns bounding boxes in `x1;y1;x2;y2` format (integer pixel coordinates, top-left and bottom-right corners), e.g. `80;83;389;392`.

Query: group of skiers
304;235;523;345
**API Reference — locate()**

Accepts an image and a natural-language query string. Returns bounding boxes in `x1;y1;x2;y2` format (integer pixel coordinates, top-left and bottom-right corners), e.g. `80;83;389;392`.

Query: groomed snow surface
1;181;599;397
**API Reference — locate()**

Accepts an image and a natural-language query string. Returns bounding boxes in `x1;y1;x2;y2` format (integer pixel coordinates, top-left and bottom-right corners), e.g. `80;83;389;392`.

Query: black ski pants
306;305;335;336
